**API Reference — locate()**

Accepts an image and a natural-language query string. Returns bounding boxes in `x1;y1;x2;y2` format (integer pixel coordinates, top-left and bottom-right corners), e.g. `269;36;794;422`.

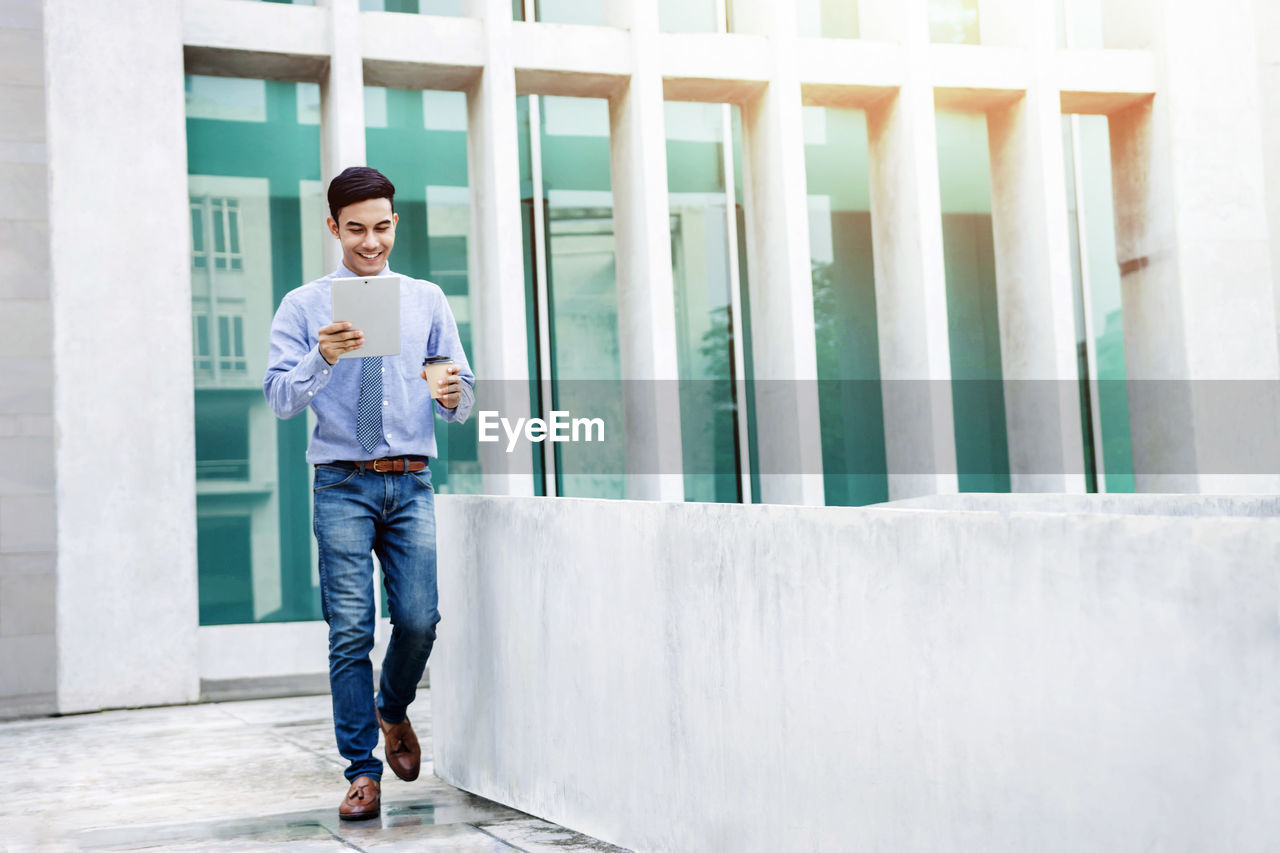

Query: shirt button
322;369;329;375
382;400;389;406
308;391;315;396
381;366;386;373
385;433;392;439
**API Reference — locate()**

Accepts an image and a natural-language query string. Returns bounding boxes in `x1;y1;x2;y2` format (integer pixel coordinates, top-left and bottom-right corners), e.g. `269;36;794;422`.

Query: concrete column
0;0;56;719
860;0;959;499
320;0;366;273
605;0;684;502
465;0;535;496
1107;0;1280;493
45;0;199;711
983;0;1087;493
731;0;824;506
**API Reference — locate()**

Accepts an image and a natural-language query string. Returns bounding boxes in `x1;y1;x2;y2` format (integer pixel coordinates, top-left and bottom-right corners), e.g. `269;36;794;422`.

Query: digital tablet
331;275;401;359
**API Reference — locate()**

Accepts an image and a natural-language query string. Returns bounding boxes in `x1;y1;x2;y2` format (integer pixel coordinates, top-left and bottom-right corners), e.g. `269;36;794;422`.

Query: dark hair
327;166;396;222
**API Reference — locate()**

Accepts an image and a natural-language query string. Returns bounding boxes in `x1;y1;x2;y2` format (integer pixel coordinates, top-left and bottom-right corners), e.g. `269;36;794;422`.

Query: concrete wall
1256;0;1280;364
0;0;56;719
432;495;1280;852
1109;0;1280;493
44;0;199;712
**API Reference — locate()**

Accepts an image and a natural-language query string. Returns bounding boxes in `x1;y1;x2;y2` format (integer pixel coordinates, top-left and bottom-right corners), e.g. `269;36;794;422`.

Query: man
263;166;474;820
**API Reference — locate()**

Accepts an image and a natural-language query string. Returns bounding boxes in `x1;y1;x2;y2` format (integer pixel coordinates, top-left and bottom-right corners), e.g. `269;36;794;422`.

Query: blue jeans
312;462;439;782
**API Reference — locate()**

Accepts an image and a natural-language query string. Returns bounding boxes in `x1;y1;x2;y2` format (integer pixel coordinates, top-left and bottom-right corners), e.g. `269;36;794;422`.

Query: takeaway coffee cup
421;355;454;400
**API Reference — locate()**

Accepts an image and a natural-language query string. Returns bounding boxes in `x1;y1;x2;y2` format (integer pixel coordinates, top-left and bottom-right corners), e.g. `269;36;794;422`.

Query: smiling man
263;166;474;820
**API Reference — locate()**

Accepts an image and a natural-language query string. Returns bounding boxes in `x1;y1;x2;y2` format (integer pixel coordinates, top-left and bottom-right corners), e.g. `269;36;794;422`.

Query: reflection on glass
796;0;860;38
666;102;744;503
538;0;606;25
365;86;479;493
929;0;979;44
359;0;464;13
1064;115;1134;491
803;106;887;505
525;95;625;498
935;110;1009;491
186;74;324;625
660;0;718;33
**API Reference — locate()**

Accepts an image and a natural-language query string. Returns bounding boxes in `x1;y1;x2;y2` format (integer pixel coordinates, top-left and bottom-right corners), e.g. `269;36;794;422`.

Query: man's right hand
319;321;364;365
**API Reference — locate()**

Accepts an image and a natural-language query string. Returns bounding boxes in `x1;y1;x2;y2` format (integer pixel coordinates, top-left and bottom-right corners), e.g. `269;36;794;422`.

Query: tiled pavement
0;692;629;852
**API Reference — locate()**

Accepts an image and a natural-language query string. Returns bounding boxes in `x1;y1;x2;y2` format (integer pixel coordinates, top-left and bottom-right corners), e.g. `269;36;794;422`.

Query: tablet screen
331;275;401;359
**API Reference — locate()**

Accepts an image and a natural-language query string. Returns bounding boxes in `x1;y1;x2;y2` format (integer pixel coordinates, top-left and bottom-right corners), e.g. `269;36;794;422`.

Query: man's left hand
422;364;463;409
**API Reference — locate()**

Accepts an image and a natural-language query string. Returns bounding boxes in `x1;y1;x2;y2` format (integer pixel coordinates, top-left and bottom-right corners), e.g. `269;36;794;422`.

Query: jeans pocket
410;470;434;491
313;466;359;493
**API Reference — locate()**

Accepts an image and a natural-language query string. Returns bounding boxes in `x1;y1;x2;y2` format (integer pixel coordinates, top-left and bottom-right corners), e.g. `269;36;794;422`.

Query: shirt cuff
435;379;474;423
300;345;338;397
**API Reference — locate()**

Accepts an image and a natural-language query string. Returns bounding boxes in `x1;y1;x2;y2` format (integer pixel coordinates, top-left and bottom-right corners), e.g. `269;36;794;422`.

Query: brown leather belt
333;457;428;474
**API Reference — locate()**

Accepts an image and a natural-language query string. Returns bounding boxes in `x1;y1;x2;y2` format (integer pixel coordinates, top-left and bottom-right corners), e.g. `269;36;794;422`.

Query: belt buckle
372;459;395;473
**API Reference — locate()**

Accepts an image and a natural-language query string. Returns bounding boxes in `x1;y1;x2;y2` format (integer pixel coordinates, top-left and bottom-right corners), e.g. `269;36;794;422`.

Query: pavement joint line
467;822;531;852
323;822;371;853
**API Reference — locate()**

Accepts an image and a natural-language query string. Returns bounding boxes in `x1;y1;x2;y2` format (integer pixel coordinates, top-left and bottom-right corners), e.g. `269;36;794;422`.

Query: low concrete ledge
432;495;1279;852
885;492;1280;517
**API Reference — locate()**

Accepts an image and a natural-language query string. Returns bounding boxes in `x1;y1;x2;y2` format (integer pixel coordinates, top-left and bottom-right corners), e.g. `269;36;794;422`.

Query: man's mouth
358;251;382;261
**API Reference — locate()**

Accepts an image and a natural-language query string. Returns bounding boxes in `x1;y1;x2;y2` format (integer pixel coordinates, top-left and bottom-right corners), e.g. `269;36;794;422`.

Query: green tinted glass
365;86;480;493
530;95;625;498
1064;114;1134;491
537;0;605;24
803;106;887;505
186;74;324;625
359;0;464;13
665;101;744;503
935;109;1009;491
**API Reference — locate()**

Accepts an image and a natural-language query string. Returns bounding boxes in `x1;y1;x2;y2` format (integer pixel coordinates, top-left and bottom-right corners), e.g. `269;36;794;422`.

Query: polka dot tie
356;356;382;454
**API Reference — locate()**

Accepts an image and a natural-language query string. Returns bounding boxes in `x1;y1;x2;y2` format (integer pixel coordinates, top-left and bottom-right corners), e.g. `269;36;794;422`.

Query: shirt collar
333;262;395;279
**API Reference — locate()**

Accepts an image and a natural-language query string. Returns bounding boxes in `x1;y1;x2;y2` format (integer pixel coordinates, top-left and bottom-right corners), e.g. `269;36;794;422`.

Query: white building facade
2;0;1278;721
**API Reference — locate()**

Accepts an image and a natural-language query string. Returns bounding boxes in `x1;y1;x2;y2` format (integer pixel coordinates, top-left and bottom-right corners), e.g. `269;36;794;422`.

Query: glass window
537;0;606;25
360;0;465;14
186;74;324;625
796;0;860;39
935;109;1009;491
666;101;748;503
929;0;979;44
803;106;887;506
521;95;625;499
365;87;480;493
660;0;719;33
1063;114;1134;492
185;76;267;123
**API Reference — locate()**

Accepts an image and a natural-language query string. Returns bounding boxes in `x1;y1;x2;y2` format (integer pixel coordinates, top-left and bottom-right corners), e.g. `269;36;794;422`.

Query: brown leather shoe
338;775;380;821
377;709;422;782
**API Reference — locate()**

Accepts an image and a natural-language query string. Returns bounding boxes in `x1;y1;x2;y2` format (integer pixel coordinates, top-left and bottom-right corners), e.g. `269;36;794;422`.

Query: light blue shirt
263;264;475;464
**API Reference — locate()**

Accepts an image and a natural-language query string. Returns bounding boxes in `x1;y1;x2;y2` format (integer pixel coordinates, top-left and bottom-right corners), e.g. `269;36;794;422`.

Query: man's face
327;197;398;277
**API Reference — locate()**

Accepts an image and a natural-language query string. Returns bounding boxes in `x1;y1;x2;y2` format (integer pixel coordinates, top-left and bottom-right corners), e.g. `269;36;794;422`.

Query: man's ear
326;216;339;239
392;212;399;228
